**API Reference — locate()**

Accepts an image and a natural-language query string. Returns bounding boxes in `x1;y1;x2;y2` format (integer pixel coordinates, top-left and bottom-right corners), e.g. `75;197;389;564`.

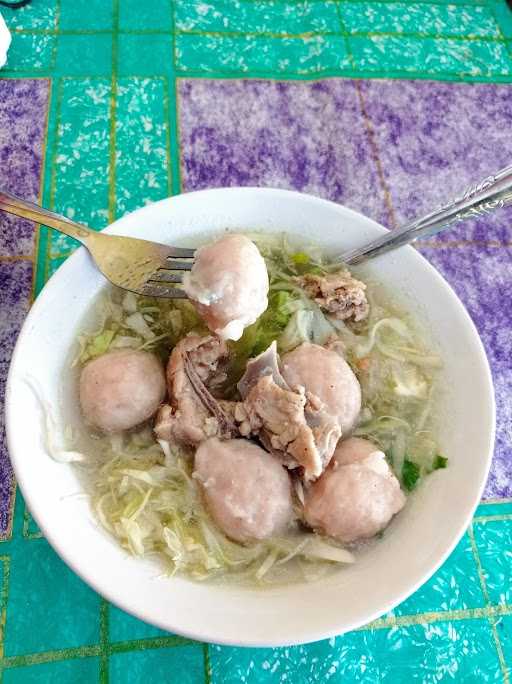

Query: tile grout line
99;599;109;683
1;605;511;669
334;0;356;71
1;638;194;671
363;604;512;631
337;0;397;233
32;70;62;282
2;646;102;670
203;642;211;684
169;68;512;83
353;80;397;228
473;514;512;524
47;0;60;74
4;67;512;85
0;556;12;671
162;76;174;197
169;0;182;195
468;524;510;683
8;29;511;45
43;77;65;285
108;0;120;223
30;76;53;303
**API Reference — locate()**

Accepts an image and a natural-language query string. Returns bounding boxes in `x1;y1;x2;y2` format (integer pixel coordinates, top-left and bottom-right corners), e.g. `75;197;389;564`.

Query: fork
0;189;194;298
339;164;512;265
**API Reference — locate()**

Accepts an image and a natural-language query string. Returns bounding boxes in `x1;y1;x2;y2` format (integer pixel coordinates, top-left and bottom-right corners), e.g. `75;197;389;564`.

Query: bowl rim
5;187;496;646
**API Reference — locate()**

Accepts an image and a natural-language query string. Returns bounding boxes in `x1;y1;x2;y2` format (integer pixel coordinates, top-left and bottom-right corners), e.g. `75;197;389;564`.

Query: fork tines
149;271;183;283
166;247;196;259
142;250;194;298
140;283;188;299
164;259;194;270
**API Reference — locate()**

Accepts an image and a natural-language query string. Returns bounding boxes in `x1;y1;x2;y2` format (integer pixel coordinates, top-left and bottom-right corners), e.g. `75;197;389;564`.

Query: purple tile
0;259;33;363
418;245;512;499
0;259;33;538
360;80;512;243
178;79;390;226
0;79;50;257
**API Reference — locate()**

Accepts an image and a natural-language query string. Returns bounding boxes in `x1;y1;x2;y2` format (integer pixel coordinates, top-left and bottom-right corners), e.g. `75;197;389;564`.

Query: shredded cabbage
70;232;444;583
86;435;353;583
74;294;207;366
279;308;336;352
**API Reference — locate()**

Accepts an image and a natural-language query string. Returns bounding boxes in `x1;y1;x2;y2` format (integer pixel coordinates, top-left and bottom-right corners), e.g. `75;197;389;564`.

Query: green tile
109;604;169;642
340;3;500;38
2;0;58;30
4;33;56;72
23;507;42;539
110;645;204;684
349;35;512;77
176;34;350;74
47;254;71;277
497;614;512;672
4;657;100;684
475;500;512;518
115;77;170;217
9;489;26;540
491;0;512;40
392;533;484;616
210;619;503;682
119;0;172;30
0;556;7;612
56;34;113;76
117;34;172;76
473;519;512;606
4;538;101;656
175;0;339;35
49;77;111;257
59;0;114;31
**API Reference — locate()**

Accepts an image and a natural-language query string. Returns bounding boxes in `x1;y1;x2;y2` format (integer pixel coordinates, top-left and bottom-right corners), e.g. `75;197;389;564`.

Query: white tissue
0;13;11;69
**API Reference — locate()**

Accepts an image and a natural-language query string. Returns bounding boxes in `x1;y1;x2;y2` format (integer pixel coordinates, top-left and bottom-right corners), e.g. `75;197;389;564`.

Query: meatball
331;436;380;466
183;234;269;341
304;438;406;543
281;343;361;434
80;350;166;433
194;438;293;543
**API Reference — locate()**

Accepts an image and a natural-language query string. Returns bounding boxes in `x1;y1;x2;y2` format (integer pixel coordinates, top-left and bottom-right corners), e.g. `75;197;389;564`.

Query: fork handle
0;189;94;244
340;164;512;265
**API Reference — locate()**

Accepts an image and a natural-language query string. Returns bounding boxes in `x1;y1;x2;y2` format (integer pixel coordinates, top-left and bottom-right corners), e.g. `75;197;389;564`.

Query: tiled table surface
1;0;512;682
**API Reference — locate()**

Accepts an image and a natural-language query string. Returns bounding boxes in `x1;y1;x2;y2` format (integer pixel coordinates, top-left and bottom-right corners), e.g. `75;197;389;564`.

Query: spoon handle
340;164;512;265
0;189;94;245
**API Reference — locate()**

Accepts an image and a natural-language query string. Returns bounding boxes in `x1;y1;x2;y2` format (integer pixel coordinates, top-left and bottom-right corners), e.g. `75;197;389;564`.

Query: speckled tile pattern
0;79;50;256
359;79;512;243
175;0;340;35
418;245;512;498
178;79;390;225
0;260;33;539
208;619;504;683
473;519;512;607
49;78;112;258
340;3;501;37
175;34;352;75
115;78;171;217
1;0;512;680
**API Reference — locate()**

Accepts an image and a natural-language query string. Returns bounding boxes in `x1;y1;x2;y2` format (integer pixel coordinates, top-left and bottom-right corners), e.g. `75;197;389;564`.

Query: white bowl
6;188;495;647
